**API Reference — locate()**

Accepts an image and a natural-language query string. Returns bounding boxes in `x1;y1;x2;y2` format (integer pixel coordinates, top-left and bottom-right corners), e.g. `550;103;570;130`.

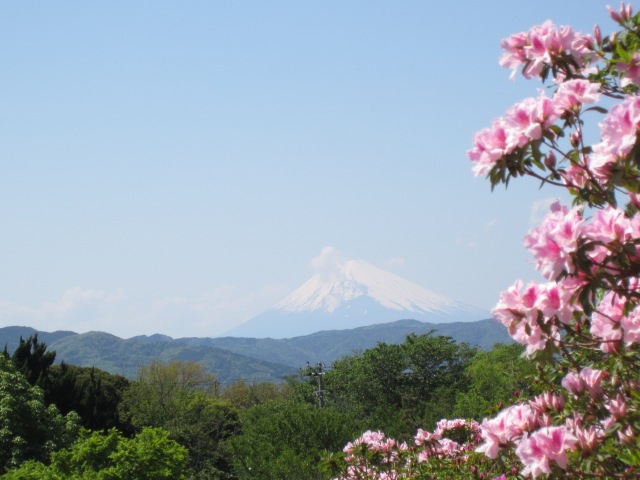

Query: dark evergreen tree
46;364;133;433
10;334;56;386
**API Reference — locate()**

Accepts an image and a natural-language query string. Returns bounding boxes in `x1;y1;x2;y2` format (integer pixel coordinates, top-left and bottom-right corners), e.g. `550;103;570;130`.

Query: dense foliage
323;333;477;438
0;356;79;474
2;428;189;480
0;329;529;479
119;360;240;478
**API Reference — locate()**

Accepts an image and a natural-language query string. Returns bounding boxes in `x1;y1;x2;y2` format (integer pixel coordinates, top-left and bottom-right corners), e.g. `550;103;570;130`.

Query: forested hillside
0;318;510;385
0;332;531;479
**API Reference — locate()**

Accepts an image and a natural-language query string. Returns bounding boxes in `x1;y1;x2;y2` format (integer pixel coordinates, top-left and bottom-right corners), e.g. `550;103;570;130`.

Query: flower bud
618;425;635;445
544;151;556;169
570;131;582;148
593;24;602;45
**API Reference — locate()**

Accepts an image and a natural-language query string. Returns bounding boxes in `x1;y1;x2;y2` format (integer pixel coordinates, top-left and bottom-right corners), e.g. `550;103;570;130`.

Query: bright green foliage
120;360;218;427
453;343;536;420
230;400;361;480
120;360;239;478
0;356;79;474
324;333;476;437
0;460;62;480
2;428;189;480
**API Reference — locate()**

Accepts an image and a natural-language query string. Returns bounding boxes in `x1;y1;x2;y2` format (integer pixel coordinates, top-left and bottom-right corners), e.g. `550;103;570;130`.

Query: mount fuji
222;258;489;339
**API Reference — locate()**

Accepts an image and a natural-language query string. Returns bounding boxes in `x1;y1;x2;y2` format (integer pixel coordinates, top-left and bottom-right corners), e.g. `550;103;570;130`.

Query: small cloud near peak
385;257;405;268
310;246;345;280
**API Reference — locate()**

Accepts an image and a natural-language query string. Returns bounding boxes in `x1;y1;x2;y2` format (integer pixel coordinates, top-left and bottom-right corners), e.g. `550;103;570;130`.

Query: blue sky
0;2;611;338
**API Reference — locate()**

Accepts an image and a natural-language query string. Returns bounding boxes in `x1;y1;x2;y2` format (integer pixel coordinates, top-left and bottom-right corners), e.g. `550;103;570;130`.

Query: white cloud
310;246;344;281
385;257;405;268
0;283;288;339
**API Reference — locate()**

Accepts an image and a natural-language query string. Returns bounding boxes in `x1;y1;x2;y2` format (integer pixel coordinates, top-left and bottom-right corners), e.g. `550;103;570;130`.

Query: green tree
324;333;476;437
2;428;189;480
453;343;536;420
46;363;132;432
120;360;218;427
230;400;360;480
5;335;130;433
9;334;55;387
220;379;293;411
0;356;79;474
120;360;238;478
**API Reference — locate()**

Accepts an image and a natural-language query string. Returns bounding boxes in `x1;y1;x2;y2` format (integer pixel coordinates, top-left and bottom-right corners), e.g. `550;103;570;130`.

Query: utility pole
302;362;326;408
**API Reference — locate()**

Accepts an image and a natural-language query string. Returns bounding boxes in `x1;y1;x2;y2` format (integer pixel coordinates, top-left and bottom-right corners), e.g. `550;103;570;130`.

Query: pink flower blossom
515;426;578;478
523;201;583;280
414;428;440;446
589;95;640;181
584;206;640;245
468;93;563;176
492;280;571;354
605;393;628;419
530;392;565;414
573;424;602;453
562;367;605;398
468;119;510;176
591;292;624;352
477;403;537;459
621;306;640;345
499;21;594;80
554;79;601;111
618;51;640;87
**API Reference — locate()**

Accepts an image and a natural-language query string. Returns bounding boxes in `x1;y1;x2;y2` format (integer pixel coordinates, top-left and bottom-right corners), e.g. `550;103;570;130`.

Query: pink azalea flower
621;307;640;345
477;404;537;459
530;392;565;414
618;51;640;87
492;280;569;354
468;119;511;176
523;201;584;280
499;21;594;80
589;95;640;181
561;371;583;395
554;79;601;111
605;393;628;419
591;292;624;352
561;367;605;398
516;426;578;478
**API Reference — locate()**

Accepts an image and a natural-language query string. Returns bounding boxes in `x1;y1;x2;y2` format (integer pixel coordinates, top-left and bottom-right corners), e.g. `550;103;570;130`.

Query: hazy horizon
1;1;607;337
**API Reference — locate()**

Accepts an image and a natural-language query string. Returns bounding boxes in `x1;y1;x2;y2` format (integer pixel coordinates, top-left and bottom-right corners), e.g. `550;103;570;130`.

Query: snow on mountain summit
221;251;489;338
275;259;459;315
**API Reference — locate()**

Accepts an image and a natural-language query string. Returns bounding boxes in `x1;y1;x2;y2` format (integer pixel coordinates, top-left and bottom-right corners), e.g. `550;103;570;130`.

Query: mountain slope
0;328;296;384
0;318;510;383
224;259;488;338
194;318;510;367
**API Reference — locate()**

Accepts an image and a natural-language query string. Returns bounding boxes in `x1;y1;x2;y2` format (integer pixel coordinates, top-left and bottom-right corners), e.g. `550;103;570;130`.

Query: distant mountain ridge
0;318;510;385
224;259;488;338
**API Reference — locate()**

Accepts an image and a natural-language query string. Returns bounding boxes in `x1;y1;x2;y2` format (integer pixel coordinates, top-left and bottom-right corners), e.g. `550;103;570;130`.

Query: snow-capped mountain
222;259;489;339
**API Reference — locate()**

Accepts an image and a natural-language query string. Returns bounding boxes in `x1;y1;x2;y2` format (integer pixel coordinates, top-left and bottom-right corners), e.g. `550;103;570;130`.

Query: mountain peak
275;259;459;316
223;253;489;338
